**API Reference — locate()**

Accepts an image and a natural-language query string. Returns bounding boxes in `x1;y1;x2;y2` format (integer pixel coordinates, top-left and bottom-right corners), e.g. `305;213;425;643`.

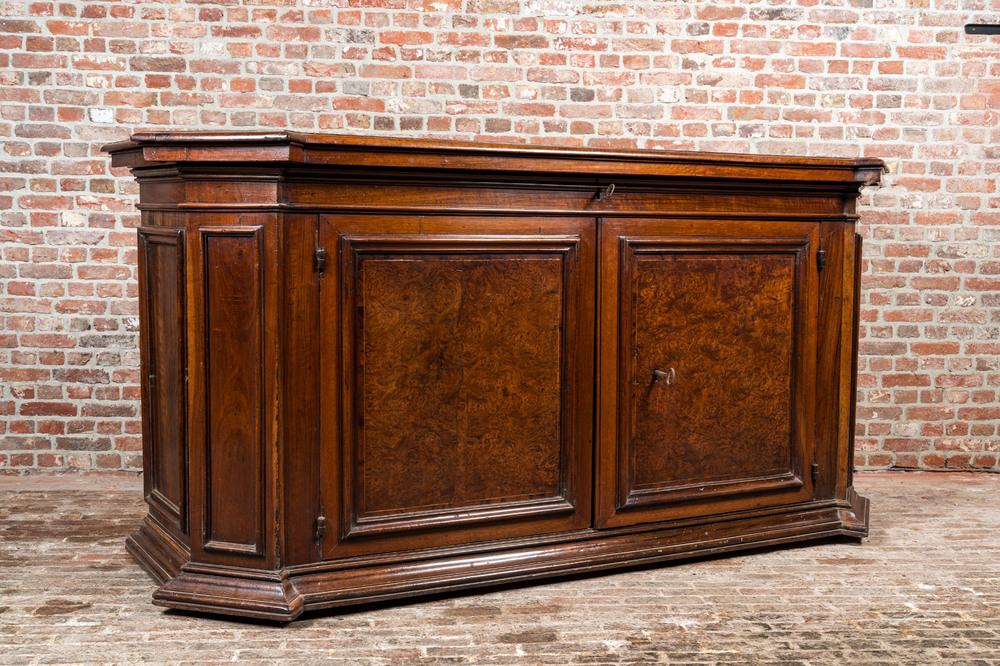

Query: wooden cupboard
104;132;882;620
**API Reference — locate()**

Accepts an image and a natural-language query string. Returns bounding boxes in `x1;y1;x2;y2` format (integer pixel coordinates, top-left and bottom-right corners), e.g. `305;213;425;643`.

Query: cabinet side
136;214;189;543
814;218;866;520
125;211;192;587
849;232;863;490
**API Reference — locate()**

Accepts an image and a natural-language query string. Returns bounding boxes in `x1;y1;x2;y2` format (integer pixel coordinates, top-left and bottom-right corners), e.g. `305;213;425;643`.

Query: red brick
265;25;321;42
883;309;933;322
494;35;548;49
910;342;960;355
34;452;63;466
20;402;77;417
19;334;76;349
503;102;555;117
956;407;1000;420
380;30;432;45
898;46;947;60
882;374;932;388
906;406;955;420
359;63;412;78
883;438;930;452
45;20;87;35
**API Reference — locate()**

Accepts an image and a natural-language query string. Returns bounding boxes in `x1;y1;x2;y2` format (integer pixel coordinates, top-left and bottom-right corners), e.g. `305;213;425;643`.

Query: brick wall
1;0;999;473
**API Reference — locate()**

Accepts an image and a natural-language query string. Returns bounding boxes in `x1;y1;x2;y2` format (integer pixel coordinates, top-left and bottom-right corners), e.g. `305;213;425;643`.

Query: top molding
103;131;884;190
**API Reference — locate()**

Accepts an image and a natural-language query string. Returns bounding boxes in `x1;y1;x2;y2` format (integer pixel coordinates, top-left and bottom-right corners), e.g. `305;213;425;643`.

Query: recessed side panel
625;247;798;501
201;226;265;556
138;225;188;538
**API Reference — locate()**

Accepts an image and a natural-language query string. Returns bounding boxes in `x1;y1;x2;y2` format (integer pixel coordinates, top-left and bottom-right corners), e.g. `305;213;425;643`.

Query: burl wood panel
321;217;593;559
201;227;265;555
138;226;187;536
626;250;796;495
354;252;565;518
597;221;819;529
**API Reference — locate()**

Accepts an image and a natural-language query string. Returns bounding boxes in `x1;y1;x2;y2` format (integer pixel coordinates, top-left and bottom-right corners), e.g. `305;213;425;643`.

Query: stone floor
1;472;999;664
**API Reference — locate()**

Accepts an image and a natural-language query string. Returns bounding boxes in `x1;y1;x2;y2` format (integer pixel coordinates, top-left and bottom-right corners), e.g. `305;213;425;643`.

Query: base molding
153;570;304;621
125;518;187;586
127;495;868;621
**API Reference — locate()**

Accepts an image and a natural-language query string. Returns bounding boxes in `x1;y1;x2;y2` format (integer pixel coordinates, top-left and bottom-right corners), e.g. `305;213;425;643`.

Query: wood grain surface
320;218;594;559
201;227;264;555
137;225;187;539
104;133;875;620
628;250;796;490
357;253;564;516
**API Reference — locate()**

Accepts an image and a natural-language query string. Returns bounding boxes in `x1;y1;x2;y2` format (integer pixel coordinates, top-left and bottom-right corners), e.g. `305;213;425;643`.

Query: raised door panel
138;225;188;539
198;225;267;557
319;215;594;559
597;219;819;528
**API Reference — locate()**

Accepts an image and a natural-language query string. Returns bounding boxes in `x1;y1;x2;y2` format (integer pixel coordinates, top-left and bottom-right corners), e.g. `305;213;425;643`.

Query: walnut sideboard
104;132;882;621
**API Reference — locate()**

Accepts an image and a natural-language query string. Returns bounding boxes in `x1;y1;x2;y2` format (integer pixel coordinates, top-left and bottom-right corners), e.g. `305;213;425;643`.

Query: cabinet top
104;131;883;188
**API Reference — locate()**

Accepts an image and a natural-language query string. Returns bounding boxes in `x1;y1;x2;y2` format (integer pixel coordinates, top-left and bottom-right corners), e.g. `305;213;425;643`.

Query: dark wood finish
200;226;265;556
355;249;564;517
597;220;818;527
137;223;188;541
106;132;882;621
319;215;594;559
280;213;322;567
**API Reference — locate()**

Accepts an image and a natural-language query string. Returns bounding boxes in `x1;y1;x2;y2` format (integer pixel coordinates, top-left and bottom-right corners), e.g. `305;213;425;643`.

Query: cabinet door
597;218;819;528
319;215;594;559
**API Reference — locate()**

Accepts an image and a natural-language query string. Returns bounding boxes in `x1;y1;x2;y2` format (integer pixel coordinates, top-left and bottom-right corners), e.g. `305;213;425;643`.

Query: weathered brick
127;56;185;73
494;35;548;49
860;341;907;356
19;402;77;417
54;435;111;450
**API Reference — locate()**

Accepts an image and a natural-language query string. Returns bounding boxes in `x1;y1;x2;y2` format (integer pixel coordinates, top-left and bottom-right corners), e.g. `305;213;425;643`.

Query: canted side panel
138;226;188;537
354;250;565;521
201;227;265;556
848;232;863;489
626;250;796;495
813;222;859;500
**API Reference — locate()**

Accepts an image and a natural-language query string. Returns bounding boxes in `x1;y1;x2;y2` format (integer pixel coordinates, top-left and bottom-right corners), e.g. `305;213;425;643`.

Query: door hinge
811;461;820;485
315;515;327;542
314;247;327;274
817;248;827;271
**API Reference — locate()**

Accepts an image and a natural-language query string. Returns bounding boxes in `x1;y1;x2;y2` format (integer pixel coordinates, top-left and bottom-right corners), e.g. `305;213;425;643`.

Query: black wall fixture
965;24;1000;34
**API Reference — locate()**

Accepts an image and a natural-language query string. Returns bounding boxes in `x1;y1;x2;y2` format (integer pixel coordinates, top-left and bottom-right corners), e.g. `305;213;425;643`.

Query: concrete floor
1;472;998;665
